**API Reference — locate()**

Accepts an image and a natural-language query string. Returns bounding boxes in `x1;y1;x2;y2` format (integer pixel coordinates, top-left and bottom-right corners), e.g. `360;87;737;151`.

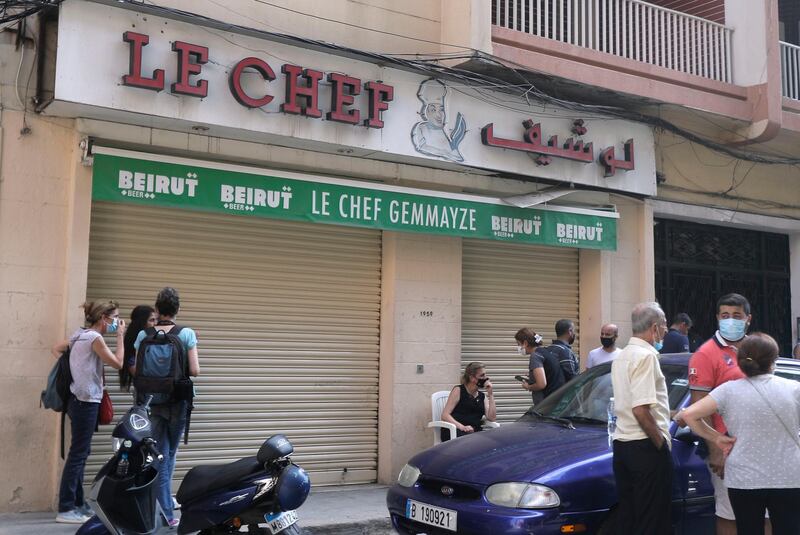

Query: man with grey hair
610;302;671;534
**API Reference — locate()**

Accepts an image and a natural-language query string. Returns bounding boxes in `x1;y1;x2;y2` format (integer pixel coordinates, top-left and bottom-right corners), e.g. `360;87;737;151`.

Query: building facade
0;0;796;512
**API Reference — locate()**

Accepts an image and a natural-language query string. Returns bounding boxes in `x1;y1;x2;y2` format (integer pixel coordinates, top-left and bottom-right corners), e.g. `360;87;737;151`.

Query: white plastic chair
428;390;457;445
427;390;500;446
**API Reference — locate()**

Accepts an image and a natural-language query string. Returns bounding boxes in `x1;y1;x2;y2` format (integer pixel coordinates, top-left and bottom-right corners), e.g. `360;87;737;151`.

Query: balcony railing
493;0;732;83
781;41;800;100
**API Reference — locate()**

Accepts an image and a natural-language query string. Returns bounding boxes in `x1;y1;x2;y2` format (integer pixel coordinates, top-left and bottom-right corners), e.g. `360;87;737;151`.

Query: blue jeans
150;401;187;521
58;397;99;512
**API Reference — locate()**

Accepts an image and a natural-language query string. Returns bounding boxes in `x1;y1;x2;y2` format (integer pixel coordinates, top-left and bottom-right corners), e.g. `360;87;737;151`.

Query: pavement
0;485;394;535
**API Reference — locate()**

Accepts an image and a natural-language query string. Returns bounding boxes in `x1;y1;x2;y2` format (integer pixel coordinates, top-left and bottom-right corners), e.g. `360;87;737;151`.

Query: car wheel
596;508;618;535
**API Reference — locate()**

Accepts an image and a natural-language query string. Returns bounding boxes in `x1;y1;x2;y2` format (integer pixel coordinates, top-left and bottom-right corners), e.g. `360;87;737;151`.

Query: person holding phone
515;327;564;404
439;362;496;442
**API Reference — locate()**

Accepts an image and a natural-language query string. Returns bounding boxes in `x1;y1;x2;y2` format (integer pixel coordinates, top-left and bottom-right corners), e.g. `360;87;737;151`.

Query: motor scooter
77;396;311;534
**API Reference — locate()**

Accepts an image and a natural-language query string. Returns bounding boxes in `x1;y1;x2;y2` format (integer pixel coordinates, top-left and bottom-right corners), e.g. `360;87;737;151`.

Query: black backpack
134;326;187;404
40;346;73;458
134;325;195;443
540;344;578;383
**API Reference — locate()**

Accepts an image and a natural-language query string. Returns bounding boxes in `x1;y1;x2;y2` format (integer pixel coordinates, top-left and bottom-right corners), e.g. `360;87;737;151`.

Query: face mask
600;337;615;348
719;318;747;341
654;340;664;351
517;345;526;356
106;317;119;334
476;377;488;388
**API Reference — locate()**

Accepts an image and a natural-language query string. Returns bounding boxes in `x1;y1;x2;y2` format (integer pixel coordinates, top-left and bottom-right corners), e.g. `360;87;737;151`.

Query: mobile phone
514;375;533;384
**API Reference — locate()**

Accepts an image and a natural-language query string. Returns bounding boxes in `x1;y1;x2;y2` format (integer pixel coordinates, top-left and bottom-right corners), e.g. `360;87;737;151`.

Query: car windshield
520;362;689;424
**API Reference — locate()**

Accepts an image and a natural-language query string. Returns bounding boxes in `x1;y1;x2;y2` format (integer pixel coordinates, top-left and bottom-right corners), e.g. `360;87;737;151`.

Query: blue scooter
77;396;311;534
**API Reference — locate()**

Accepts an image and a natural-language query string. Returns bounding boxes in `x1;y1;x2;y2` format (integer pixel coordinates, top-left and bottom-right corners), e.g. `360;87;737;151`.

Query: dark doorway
655;218;792;355
780;0;800;45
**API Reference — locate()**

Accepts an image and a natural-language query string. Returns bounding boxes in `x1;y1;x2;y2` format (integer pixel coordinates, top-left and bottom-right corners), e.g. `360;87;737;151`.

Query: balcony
492;0;733;83
781;41;800;100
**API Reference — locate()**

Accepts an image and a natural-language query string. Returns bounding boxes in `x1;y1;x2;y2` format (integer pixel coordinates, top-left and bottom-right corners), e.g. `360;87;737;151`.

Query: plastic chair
427;390;457;445
427;390;500;446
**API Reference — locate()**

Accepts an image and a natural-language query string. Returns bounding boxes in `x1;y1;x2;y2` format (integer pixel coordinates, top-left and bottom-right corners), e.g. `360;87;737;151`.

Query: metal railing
781;41;800;100
493;0;732;83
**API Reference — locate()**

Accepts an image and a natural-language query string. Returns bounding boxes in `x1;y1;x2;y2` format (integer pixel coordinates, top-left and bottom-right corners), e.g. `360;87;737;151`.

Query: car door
662;365;716;534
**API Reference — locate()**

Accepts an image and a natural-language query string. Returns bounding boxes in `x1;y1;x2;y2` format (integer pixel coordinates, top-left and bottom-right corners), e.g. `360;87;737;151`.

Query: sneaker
55;510;90;524
77;503;93;517
168;518;179;528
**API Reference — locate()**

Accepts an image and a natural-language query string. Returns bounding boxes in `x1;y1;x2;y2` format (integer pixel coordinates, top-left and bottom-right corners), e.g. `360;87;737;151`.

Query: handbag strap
745;377;800;451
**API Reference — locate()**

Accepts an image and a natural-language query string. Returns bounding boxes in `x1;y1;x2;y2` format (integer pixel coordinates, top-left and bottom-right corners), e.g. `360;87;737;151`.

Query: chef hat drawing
417;79;448;105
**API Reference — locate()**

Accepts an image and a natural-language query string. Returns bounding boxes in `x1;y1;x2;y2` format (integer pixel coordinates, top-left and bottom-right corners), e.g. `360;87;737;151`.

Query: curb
305;518;393;534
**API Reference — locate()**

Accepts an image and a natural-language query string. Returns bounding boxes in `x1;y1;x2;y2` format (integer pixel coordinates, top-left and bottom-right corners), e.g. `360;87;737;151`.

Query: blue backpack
133;325;195;443
134;325;188;406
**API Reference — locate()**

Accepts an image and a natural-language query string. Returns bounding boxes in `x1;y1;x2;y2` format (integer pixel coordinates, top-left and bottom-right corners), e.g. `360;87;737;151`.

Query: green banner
92;152;616;250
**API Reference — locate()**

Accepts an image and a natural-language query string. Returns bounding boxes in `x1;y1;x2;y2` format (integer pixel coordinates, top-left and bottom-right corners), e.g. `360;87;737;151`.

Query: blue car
387;355;800;535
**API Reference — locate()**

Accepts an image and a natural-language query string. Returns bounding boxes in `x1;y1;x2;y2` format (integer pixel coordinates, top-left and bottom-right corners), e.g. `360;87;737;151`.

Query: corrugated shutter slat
462;240;580;422
85;202;381;487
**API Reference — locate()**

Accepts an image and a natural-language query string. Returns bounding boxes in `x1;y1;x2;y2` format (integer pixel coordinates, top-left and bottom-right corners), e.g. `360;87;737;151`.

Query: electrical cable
9;0;800;166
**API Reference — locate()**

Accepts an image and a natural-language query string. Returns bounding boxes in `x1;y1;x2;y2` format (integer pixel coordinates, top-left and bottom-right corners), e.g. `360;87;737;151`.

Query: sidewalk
0;485;393;535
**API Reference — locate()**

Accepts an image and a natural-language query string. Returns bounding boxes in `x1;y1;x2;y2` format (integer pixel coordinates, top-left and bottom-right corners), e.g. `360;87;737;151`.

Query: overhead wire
9;0;800;167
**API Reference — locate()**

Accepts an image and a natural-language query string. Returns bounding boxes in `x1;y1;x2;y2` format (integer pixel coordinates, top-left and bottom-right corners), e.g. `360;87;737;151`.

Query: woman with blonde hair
51;300;126;524
439;362;497;442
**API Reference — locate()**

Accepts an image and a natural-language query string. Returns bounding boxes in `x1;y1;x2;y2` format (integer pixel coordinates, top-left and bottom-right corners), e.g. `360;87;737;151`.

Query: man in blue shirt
660;313;692;354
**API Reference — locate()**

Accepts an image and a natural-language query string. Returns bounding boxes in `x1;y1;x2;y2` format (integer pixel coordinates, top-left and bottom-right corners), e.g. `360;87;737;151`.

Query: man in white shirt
586;323;620;368
611;302;671;535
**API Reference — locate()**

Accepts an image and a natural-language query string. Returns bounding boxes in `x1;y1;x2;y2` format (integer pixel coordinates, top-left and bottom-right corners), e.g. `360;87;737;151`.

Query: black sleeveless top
441;384;485;442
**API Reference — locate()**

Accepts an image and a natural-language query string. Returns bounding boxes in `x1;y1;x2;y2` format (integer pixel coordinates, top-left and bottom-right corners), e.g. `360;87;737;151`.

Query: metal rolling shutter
462;239;580;423
85;202;381;487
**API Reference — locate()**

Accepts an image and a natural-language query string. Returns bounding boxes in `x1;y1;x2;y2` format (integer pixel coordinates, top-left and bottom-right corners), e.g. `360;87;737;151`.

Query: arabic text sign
92;152;617;250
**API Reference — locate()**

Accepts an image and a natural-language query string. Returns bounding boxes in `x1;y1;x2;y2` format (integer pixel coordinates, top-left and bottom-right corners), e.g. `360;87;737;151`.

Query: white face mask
517;345;526;356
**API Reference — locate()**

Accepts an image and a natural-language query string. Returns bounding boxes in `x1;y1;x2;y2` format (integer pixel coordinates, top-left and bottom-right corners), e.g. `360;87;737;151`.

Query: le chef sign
53;1;657;196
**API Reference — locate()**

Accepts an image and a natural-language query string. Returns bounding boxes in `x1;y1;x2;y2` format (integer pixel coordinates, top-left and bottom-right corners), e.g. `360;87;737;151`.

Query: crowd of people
440;292;800;535
54;286;800;534
52;287;199;526
612;293;800;535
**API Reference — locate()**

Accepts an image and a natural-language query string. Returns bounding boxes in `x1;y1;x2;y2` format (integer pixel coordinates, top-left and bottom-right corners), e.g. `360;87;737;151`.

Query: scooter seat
176;456;263;504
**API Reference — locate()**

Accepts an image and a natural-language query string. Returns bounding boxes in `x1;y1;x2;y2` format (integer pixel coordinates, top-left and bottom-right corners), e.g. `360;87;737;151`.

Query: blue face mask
654;340;664;351
106;317;119;334
719;318;747;341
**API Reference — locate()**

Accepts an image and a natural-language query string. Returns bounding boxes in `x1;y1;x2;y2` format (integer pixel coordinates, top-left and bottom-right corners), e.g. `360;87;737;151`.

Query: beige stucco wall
0;110;80;512
655;130;800;221
378;232;463;483
579;196;656;361
147;0;492;56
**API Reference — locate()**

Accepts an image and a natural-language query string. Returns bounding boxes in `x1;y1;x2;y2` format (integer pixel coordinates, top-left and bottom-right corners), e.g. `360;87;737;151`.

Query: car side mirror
674;426;699;444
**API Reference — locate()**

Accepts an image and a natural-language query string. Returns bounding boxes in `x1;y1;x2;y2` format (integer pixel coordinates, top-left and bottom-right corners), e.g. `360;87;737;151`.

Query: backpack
40;346;73;459
134;325;195;443
540;344;578;382
134;325;188;405
534;348;566;398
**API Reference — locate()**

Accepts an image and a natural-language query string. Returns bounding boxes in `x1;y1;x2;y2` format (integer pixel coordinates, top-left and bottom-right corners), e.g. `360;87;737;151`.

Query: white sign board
53;0;657;196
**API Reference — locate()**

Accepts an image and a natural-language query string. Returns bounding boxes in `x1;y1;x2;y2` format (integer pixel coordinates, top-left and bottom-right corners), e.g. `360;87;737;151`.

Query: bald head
599;323;619;350
601;323;618;338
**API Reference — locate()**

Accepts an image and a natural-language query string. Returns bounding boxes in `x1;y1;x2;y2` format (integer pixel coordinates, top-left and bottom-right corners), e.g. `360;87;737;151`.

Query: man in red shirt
686;293;751;535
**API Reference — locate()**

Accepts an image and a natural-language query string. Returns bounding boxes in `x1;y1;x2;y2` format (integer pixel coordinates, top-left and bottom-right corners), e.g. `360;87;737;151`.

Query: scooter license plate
264;510;299;534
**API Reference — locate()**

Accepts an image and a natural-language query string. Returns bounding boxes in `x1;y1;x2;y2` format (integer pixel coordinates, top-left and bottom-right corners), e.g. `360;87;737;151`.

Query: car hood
410;421;611;485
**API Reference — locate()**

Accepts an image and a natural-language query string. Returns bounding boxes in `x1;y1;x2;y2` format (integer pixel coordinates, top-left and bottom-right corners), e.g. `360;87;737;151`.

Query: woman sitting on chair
440;362;497;442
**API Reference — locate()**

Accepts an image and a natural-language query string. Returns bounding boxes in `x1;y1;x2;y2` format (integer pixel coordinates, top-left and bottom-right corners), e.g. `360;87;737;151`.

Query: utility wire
10;0;800;166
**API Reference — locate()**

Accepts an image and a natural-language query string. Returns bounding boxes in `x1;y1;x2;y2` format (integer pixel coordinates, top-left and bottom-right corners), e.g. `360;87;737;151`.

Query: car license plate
264;510;298;534
406;499;457;532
